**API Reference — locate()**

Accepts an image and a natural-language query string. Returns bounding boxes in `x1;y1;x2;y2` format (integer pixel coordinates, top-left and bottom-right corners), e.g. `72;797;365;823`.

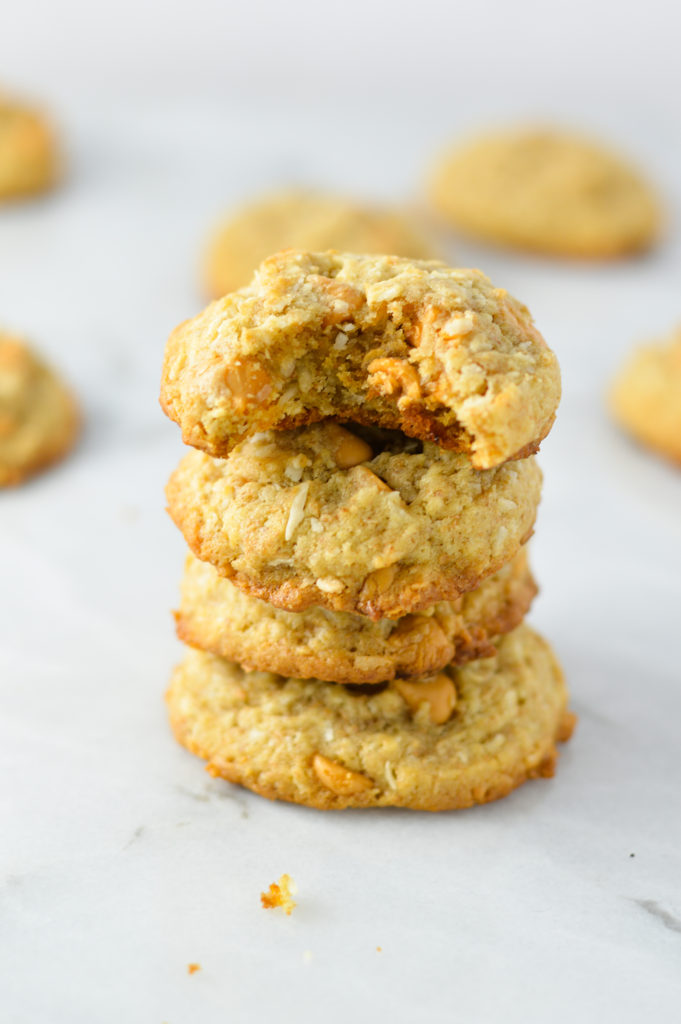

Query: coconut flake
285;481;310;542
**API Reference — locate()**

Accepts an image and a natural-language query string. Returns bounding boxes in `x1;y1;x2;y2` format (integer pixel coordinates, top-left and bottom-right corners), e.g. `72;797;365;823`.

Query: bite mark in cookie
161;250;560;469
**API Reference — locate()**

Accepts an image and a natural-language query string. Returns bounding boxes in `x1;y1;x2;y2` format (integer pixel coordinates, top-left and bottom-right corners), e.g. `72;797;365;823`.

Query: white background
1;3;681;1022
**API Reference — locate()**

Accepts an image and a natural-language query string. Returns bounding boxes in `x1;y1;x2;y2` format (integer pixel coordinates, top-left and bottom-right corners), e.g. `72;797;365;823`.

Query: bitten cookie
429;127;660;258
204;190;438;298
161;250;560;470
0;334;79;486
167;624;575;811
166;423;542;619
610;325;681;466
0;96;57;200
176;548;537;684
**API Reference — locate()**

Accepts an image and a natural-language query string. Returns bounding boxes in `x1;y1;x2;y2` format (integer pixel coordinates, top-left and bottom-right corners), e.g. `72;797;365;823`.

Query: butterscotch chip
609;325;681;467
428;127;660;258
0;333;79;486
176;548;537;684
393;674;457;724
161;250;560;470
166;422;542;619
0;95;57;200
166;625;574;811
203;190;439;298
312;754;374;795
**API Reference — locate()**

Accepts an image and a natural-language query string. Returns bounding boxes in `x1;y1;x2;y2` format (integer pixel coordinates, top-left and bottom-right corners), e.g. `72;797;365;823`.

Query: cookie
167;624;574;811
429;127;660;258
0;96;57;200
176;548;537;684
0;334;79;486
161;250;560;470
204;190;438;298
610;326;681;466
166;422;541;619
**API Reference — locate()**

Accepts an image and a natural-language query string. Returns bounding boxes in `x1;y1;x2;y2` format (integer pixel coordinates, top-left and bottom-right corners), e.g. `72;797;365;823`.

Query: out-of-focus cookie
428;127;660;258
0;333;79;486
167;624;575;811
610;326;681;466
161;250;560;471
203;190;439;298
166;422;542;620
0;96;57;200
176;548;537;684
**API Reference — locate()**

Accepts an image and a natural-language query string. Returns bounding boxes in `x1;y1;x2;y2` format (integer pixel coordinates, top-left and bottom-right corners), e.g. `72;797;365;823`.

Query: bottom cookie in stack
167;623;574;811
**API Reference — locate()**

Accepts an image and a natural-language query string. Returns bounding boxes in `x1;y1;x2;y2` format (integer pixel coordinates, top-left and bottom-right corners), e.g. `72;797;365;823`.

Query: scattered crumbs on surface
376;946;382;953
302;950;313;965
261;873;297;915
187;963;201;975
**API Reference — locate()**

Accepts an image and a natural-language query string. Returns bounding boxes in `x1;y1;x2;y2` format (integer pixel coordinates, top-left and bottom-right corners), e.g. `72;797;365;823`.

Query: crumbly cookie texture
261;874;296;915
176;548;537;684
0;334;79;486
166;422;541;619
610;326;681;466
204;190;439;298
161;250;560;470
0;96;57;199
429;127;660;258
167;624;575;811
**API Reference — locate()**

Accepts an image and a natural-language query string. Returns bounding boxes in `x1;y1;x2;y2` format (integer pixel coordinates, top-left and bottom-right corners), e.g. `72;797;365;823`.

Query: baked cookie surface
161;250;560;470
204;190;438;298
166;423;541;619
0;97;57;199
610;326;681;466
176;548;537;684
429;128;660;258
167;624;574;811
0;334;79;486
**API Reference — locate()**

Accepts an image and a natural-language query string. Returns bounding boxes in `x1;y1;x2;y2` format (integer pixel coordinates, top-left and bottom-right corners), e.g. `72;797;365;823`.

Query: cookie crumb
376;946;382;952
187;963;201;974
261;873;296;915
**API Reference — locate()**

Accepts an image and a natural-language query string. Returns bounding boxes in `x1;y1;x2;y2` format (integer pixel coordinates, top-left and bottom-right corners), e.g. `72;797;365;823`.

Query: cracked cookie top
166;421;541;619
161;250;560;469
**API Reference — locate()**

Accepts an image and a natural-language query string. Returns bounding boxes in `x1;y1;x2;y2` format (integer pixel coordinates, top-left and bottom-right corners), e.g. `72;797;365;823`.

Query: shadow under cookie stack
160;250;575;811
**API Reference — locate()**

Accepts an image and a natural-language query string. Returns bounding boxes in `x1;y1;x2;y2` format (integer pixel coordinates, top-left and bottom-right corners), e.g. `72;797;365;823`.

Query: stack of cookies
160;251;574;811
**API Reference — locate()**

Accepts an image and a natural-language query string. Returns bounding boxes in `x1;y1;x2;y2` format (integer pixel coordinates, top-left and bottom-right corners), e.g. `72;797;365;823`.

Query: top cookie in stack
161;251;573;811
161;251;560;468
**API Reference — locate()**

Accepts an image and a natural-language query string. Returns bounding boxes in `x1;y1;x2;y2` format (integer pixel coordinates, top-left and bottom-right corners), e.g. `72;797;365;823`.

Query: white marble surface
1;98;681;1024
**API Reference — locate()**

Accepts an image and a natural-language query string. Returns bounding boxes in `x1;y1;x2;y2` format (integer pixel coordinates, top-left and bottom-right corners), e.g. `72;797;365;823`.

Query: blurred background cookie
0;93;58;200
428;127;660;258
203;190;439;297
0;333;79;485
610;325;681;466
